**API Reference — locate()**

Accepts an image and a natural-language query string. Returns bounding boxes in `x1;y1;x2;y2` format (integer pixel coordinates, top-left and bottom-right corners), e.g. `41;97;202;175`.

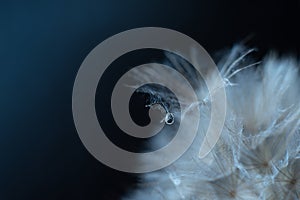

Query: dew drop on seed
165;113;174;125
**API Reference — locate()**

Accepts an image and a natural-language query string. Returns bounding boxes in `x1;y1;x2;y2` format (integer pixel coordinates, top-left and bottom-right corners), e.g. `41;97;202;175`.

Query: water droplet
165;113;174;125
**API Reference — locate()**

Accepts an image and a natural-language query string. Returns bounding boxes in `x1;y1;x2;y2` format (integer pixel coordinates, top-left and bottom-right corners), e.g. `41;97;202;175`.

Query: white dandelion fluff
262;158;300;199
123;44;300;200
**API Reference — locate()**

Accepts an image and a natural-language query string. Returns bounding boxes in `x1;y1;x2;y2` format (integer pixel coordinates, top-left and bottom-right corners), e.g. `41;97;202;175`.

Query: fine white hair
124;44;300;200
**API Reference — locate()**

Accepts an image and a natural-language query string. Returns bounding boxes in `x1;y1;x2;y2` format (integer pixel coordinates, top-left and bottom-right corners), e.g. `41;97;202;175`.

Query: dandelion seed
263;159;300;199
209;169;259;200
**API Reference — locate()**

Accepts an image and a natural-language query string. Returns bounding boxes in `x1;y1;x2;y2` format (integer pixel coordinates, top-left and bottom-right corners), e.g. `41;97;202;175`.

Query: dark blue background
1;0;299;199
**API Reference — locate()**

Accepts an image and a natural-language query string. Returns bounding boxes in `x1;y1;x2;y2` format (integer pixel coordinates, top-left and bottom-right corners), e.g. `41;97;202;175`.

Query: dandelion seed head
123;45;300;200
